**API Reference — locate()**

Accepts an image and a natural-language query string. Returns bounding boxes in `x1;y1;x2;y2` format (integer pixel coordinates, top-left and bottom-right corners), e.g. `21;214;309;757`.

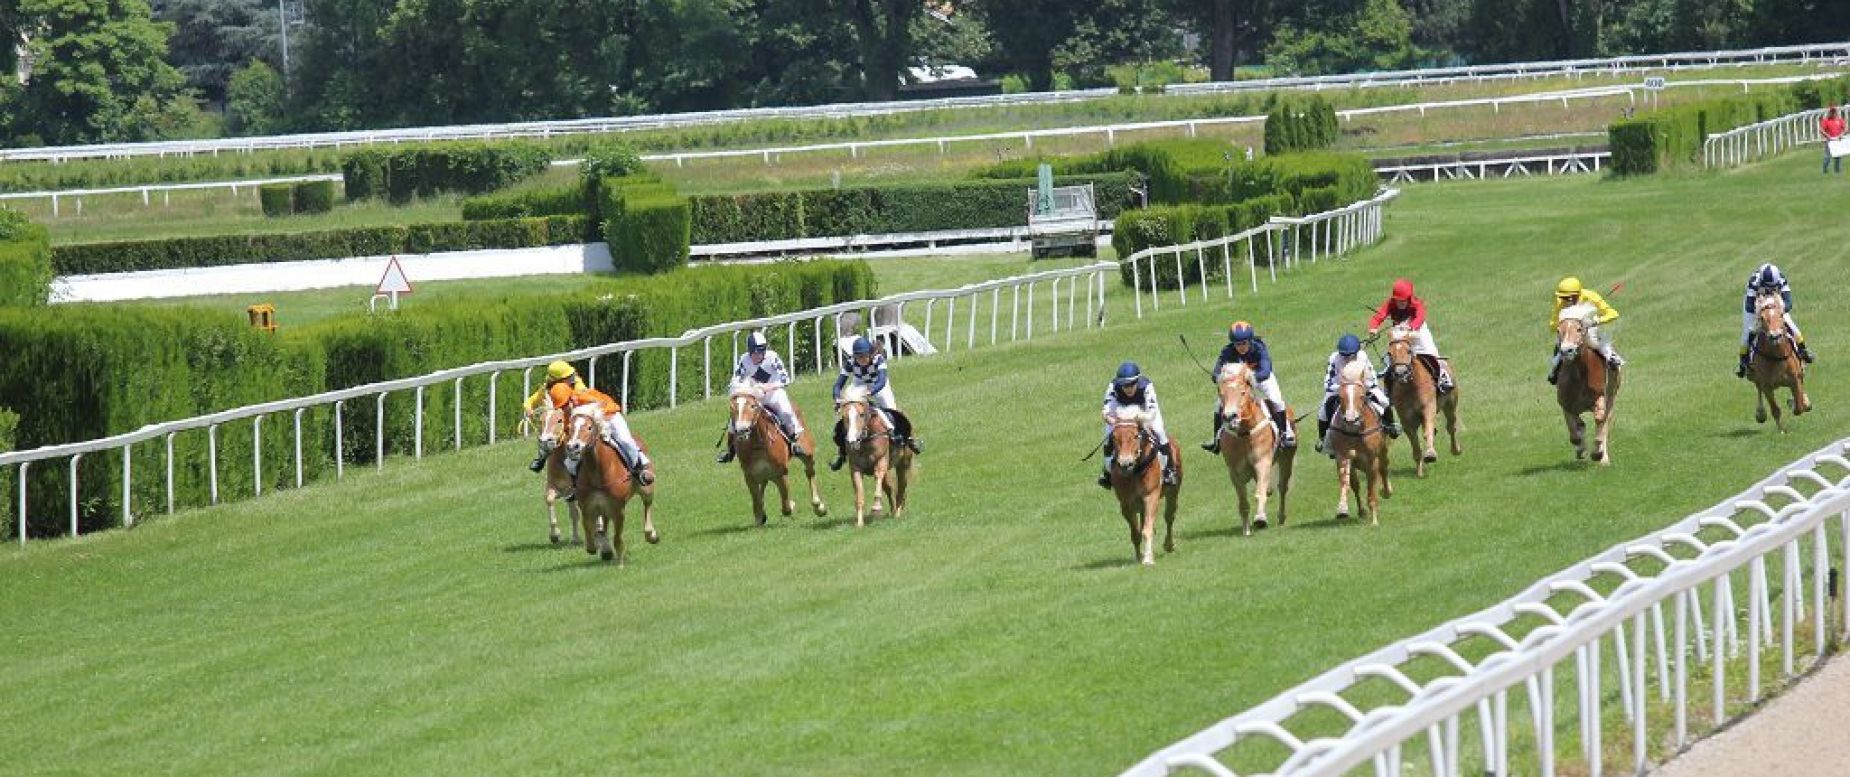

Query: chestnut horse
1384;326;1462;478
1329;361;1391;525
564;407;658;564
1555;304;1621;464
1214;362;1294;536
1105;408;1181;566
728;386;827;526
535;407;581;546
835;385;913;527
1748;292;1810;432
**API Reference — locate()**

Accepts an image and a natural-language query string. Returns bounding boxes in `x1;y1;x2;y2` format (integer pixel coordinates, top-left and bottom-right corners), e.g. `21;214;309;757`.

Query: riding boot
561;456;581;501
1436;359;1455;393
528;452;547;473
1737;350;1751;378
1380;405;1402;439
1200;411;1223;453
1799;342;1816;364
1273;410;1297;448
1159;449;1177;485
829;421;847;471
1314;419;1329;453
1546;357;1562;385
615;440;654;486
892;411;923;454
715;435;736;464
1098;440;1114;489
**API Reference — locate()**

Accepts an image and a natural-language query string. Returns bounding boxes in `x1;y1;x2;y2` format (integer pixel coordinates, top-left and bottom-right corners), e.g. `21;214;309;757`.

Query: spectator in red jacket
1820;107;1845;174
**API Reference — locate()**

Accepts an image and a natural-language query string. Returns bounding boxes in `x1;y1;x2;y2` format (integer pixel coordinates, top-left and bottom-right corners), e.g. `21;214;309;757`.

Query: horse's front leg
1754;380;1769;424
639;488;660;544
851;467;868;528
1792;375;1811;415
746;473;770;527
1139;489;1160;566
1591;396;1613;464
1444;397;1463;456
580;501;600;556
544;485;562;545
1335;454;1353;520
873;456;893;519
1251;455;1272;531
1419;399;1438;468
774;474;795;517
608;504;626;566
800;447;828;517
1365;461;1382;527
1563;409;1585;459
1118;493;1141;562
1229;463;1253;536
1764;384;1787;433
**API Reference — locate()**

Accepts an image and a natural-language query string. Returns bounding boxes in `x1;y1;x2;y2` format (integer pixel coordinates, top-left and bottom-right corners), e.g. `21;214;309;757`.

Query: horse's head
1556;303;1596;359
1216;363;1257;418
1337;360;1370;426
729;384;764;439
837;385;874;446
1385;326;1416;381
1108;407;1150;471
536;407;567;453
563;406;601;460
1756;291;1787;338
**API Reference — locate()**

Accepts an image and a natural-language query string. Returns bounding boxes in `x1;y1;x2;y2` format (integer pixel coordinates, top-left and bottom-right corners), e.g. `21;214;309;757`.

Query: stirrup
1199;439;1220;453
715;449;735;464
1278;431;1297;450
1097;473;1112;489
1799;347;1815;364
829;454;846;472
1384;423;1402;439
528;457;546;473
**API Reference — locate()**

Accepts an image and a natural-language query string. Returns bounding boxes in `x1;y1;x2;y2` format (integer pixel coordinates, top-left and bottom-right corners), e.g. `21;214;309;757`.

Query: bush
1112;205;1241;289
578;142;648;182
1608;87;1805;175
973;140;1238;205
292;180;336;214
461;183;589;221
609;189;692;275
0;210;52;306
52;216;587;275
1264;96;1340;155
342;142;551;203
1228;152;1377;207
0;406;13;537
259;184;293;217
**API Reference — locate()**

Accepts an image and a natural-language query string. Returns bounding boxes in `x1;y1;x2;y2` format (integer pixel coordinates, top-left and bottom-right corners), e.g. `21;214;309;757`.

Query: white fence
1;190;1397;544
1376;150;1609;183
1704;107;1831;168
1123;438;1850;777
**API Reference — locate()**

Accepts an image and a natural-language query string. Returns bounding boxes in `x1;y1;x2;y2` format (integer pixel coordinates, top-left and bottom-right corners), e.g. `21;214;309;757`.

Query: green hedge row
1608;84;1816;175
1111;193;1297;289
259;184;293;217
606;181;692;275
1264;96;1340;155
342;142;551;203
0;260;875;537
259;181;338;217
688;173;1137;244
0;406;12;537
461;183;589;221
52;216;587;275
0;210;53;306
974;139;1235;204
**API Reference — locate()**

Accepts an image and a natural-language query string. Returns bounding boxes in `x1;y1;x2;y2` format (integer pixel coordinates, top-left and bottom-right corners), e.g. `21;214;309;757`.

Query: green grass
26;193;465;246
3;154;1847;775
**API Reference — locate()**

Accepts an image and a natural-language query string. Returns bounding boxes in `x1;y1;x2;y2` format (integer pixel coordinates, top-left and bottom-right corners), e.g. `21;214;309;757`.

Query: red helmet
1391;278;1415;301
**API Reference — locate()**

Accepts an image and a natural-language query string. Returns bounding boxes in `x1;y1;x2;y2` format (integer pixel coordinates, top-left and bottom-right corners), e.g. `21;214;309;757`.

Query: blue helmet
1337;334;1362;356
747;331;769;352
1114;361;1142;386
1757;264;1783;288
851;336;875;356
1228;321;1255;344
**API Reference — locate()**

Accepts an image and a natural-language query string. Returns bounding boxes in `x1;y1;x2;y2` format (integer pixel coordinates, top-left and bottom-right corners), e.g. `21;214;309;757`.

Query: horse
1384;325;1462;478
1748;291;1810;432
1105;408;1181;566
534;407;582;546
1214;362;1294;536
564;407;659;564
1555;304;1621;464
835;385;913;528
1328;361;1392;525
728;385;827;526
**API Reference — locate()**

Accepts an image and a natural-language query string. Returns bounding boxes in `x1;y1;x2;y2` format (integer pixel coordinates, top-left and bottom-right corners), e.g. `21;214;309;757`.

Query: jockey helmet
746;331;769;352
1114;361;1142;387
1555;277;1583;298
1756;263;1782;288
1337;334;1362;356
1228;321;1255;343
545;360;576;381
851;336;875;356
1391;278;1415;301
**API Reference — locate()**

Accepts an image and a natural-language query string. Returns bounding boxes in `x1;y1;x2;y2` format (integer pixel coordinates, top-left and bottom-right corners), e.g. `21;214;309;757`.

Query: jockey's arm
831;373;847;401
521;389;546;415
1367;300;1391;331
1253;344;1274;383
867;364;888;395
1589;292;1619;325
1782;288;1793;312
1406;298;1427;330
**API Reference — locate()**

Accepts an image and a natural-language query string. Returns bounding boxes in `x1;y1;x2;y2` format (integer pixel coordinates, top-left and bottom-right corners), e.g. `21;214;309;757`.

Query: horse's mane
1390;324;1413;342
1756;291;1786;314
728;382;762;400
1558;302;1598;325
1111;406;1148;425
570;405;604;421
838;384;871;404
1340;359;1368;383
1216;361;1253;386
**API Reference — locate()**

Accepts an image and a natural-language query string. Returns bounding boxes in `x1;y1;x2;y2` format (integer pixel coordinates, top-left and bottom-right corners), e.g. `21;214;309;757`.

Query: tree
839;0;916;100
153;0;279;104
972;0;1086;91
7;0;194;144
225;59;284;134
1266;0;1419;75
1169;0;1270;81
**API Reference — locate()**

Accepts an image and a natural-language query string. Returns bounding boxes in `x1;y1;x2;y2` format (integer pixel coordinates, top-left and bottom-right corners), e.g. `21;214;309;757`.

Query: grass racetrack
3;154;1845;775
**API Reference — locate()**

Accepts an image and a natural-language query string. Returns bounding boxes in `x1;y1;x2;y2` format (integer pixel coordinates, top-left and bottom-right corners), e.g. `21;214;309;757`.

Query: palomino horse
728;385;827;526
1555;304;1621;464
1384;326;1462;478
1105;408;1181;566
1748;292;1810;432
835;385;913;527
564;407;659;564
1214;362;1294;536
535;407;581;546
1328;361;1392;525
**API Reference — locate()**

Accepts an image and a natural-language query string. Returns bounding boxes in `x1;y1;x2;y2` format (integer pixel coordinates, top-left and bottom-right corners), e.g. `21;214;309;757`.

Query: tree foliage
4;0;203;145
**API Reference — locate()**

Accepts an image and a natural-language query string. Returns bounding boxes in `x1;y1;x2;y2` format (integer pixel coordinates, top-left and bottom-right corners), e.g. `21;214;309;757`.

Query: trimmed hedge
52;216;588;275
609;187;692;275
687;173;1138;244
0;407;12;538
294;180;336;214
342;142;551;203
1229;152;1378;206
461;183;589;221
1609;87;1805;175
0;210;53;306
0;307;331;537
974;140;1237;204
259;184;294;217
1264;96;1340;155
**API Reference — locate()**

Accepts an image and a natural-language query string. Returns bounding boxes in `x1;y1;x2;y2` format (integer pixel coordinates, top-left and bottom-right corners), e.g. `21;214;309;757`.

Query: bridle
563;409;600;460
1329;378;1383;439
1753;294;1792;360
1385;334;1417;383
839;398;889;450
1216;371;1272;440
1108;418;1157;477
537;408;566;454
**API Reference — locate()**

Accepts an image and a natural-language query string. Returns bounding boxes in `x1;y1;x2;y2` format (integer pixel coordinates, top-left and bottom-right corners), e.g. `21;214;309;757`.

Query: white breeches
1742;310;1804;346
760;388;804;433
1408;323;1440;356
1103;411;1169;447
1254;375;1287;414
600;413;649;465
869;385;897;411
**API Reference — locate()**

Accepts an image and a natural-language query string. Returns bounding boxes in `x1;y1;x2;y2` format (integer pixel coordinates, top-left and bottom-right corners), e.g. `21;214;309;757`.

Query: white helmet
746;331;769;352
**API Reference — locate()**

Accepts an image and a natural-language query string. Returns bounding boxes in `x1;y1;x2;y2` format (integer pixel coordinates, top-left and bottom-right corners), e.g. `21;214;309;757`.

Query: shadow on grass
501;541;566;553
808;516;863;531
1514;459;1590;476
1071;556;1141;572
1179;525;1244;541
1294;514;1364;531
1714;427;1762;439
537;557;611;573
690;522;766;538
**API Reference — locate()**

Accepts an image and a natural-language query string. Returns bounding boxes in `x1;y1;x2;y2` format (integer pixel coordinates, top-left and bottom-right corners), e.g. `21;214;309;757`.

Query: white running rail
1376;150;1610;183
2;191;1397;543
1123;439;1850;777
1704;107;1832;168
3;46;1846;163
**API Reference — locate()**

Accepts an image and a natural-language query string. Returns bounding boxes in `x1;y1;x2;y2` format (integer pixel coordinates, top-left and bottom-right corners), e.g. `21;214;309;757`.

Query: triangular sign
376;256;414;296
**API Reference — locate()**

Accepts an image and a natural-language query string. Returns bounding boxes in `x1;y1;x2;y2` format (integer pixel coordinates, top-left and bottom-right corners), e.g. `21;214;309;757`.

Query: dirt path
1652;653;1850;777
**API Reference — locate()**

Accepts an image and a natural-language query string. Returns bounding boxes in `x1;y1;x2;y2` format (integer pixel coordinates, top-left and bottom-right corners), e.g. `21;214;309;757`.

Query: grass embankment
2;154;1846;775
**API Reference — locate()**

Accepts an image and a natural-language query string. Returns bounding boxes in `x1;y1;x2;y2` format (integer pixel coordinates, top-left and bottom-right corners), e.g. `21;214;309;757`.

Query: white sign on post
373;255;414;311
1642;77;1667;91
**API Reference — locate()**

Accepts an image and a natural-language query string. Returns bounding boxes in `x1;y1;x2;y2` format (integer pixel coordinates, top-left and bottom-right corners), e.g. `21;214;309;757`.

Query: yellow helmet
1555;277;1583;298
545;360;576;381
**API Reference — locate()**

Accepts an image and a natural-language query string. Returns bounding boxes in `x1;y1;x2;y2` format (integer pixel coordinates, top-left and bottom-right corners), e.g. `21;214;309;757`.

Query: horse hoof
600;548;615;562
1336;510;1350;520
813;502;829;517
584;545;597;556
1242;528;1253;537
1253;517;1268;530
645;529;660;545
1422;451;1437;463
1141;557;1155;567
549;533;561;545
1164;541;1175;553
1591;449;1605;462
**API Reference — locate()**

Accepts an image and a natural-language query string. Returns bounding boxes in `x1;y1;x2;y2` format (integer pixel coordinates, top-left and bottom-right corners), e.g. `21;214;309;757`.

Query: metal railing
3;45;1846;164
1376;150;1610;183
0;174;340;217
1123;437;1850;777
1704;107;1832;168
1;190;1399;544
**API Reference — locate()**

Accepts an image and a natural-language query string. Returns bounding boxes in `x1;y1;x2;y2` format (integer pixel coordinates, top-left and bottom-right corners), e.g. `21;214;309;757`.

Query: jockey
1368;278;1454;393
1738;262;1813;377
829;336;923;471
717;330;808;462
1547;276;1623;384
1100;361;1176;488
560;384;655;490
1318;334;1400;454
524;360;585;472
1201;321;1297;453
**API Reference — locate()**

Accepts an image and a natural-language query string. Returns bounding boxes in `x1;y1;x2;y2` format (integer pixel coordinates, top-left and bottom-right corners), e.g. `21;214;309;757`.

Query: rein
1108;421;1158;477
